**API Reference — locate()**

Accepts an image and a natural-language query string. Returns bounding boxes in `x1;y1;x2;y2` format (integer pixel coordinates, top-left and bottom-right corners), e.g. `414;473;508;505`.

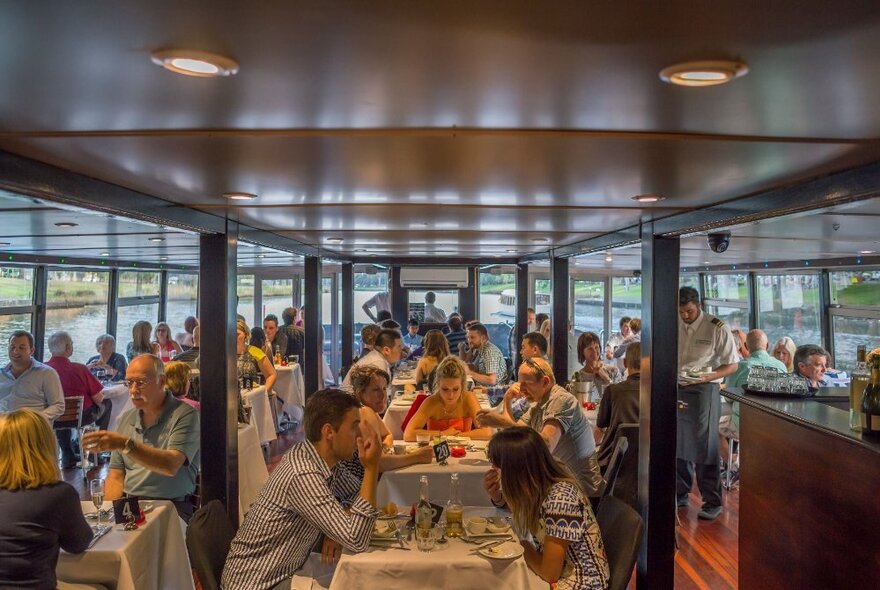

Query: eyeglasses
124;378;152;389
521;357;550;381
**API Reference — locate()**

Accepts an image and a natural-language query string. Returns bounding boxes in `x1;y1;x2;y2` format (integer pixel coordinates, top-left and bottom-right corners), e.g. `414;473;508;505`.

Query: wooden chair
52;396;85;475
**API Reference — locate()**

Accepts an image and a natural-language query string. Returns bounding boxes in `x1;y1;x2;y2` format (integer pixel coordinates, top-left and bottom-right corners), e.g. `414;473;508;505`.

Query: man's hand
484;467;503;505
504;382;522;400
411;445;434;464
475;409;507;428
82;430;127;452
320;537;343;565
357;419;382;469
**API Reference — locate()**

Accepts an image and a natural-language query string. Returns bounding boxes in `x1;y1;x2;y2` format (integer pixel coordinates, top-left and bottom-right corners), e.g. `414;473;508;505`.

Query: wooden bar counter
723;388;880;589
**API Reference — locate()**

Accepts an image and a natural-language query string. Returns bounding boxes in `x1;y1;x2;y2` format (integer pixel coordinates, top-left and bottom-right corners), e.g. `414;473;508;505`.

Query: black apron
676;382;720;464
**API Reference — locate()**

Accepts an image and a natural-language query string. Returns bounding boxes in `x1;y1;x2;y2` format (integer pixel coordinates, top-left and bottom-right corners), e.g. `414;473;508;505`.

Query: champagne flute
90;478;105;528
80;424;99;469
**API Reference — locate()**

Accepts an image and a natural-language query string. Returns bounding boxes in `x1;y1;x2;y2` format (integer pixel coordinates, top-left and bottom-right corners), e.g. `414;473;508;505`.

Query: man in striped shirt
222;389;382;590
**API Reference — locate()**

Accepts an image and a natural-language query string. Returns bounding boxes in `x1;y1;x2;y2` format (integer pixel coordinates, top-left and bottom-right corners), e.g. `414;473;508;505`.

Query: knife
469;537;512;553
87;525;112;549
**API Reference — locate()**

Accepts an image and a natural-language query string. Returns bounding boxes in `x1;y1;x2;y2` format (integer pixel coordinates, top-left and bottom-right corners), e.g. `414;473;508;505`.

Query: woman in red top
404;355;493;440
153;321;183;362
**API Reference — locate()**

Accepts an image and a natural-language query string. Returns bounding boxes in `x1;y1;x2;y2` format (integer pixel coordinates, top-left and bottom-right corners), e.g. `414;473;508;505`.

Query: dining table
238;422;269;523
242;385;278;445
100;382;133;432
56;500;194;590
377;440;495;507
289;506;546;590
381;390;496;440
274;363;306;425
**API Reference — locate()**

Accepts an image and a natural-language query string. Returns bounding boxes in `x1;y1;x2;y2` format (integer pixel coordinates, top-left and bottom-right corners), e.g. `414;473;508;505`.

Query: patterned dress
532;481;610;590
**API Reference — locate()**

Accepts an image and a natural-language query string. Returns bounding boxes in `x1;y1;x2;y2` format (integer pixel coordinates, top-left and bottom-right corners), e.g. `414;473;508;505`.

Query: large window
407;290;458;322
116;303;160;356
261;278;293;322
118;270;159;298
479;268;515;323
165;273;198;338
572;279;605;336
704;273;748;301
680;275;700;290
116;271;161;357
0;266;34;347
44;270;109;363
830;270;880;372
611;276;641;335
237;274;255;327
756;273;821;350
354;269;388;324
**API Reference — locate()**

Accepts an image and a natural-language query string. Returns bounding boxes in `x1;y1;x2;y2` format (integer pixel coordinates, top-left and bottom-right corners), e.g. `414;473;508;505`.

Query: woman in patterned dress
487;427;610;590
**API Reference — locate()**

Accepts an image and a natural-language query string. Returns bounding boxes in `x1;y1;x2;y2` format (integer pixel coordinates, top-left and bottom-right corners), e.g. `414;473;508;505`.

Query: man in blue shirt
402;318;423;349
0;331;64;421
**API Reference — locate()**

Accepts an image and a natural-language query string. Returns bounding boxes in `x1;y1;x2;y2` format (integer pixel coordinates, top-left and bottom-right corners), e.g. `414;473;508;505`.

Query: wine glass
80;424;99;469
90;478;105;528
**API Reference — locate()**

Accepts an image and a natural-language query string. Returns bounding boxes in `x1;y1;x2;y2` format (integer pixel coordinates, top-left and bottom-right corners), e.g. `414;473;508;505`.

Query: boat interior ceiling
1;1;880;271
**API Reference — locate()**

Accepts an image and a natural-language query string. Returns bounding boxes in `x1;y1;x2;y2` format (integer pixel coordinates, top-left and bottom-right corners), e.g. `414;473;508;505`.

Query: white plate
392;400;412;406
479;541;524;560
463;528;511;540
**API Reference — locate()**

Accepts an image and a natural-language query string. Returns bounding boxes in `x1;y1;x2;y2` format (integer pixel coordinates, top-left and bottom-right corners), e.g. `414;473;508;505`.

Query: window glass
0;313;31;351
832;315;880;373
44;270;109;363
705;305;749;332
237;275;254;327
261;278;293;322
680;275;700;290
116;303;160;358
830;270;880;306
756;274;822;350
166;273;198;340
407;290;458;322
0;266;34;307
118;271;160;298
704;273;748;301
572;279;605;335
354;270;388;324
612;276;641;335
478;268;516;359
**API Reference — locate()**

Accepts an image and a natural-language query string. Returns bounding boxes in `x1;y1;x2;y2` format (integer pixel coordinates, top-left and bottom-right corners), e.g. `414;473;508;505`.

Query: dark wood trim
550;257;569;384
303;257;323;397
637;223;679;589
514;263;529;368
198;225;240;527
32;265;47;361
341;263;354;370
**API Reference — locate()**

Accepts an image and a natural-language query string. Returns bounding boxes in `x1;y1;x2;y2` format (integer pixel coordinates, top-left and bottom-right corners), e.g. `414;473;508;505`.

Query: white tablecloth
290;507;545;590
101;383;133;432
243;386;277;445
275;364;305;423
57;501;194;590
238;422;269;523
381;393;495;440
377;442;494;507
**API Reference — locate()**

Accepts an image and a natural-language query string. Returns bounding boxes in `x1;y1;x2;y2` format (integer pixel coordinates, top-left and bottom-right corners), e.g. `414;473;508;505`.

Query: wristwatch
121;437;136;455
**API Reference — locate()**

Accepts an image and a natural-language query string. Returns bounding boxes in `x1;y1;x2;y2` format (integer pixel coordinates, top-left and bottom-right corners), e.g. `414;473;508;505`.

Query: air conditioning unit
399;266;470;288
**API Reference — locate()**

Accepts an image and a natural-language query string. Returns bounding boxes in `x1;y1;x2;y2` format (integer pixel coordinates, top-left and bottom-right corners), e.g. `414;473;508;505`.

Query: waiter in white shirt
676;287;738;521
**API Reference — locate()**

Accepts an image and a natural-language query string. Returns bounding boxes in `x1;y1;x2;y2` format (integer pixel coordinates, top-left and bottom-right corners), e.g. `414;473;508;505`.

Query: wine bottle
850;345;869;431
416;475;433;530
446;473;463;538
860;357;880;437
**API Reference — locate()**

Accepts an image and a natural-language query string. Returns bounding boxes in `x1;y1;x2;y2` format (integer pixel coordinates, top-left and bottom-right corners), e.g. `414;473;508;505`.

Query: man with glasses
81;354;200;522
476;357;602;497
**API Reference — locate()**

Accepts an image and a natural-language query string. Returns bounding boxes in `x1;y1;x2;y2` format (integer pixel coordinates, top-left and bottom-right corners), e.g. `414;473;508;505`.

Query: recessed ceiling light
506;249;518;253
326;237;344;244
257;254;266;259
531;237;550;244
99;252;110;257
0;241;10;247
604;254;613;262
659;60;749;87
223;192;257;201
160;256;168;261
54;222;78;228
151;49;239;77
859;250;875;255
149;237;164;243
631;194;667;203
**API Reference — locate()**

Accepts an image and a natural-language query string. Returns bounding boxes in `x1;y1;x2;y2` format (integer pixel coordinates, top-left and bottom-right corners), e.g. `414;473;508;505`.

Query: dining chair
186;500;235;590
596;495;645;590
52;396;85;474
596;434;629;511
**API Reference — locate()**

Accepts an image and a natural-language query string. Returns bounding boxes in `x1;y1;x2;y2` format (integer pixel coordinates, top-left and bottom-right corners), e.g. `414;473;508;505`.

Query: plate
392;400;412;407
463;528;511;540
479;541;524;560
142;501;155;514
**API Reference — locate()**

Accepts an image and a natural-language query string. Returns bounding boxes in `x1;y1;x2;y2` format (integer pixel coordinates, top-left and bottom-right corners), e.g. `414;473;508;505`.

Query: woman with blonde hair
772;336;797;372
414;329;451;391
153;321;183;362
404;355;493;440
126;320;155;360
164;361;200;411
0;409;94;589
236;319;276;393
486;427;609;590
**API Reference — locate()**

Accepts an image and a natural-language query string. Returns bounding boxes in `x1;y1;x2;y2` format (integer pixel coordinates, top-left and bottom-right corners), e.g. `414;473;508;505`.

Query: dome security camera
707;232;731;253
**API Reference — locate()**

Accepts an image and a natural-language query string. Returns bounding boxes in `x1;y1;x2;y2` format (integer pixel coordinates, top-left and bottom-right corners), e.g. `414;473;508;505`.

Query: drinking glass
90;478;105;528
80;424;99;469
416;524;436;552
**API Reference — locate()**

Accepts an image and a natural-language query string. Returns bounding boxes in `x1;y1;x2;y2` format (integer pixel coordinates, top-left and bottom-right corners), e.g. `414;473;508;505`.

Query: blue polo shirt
109;392;200;501
0;359;65;421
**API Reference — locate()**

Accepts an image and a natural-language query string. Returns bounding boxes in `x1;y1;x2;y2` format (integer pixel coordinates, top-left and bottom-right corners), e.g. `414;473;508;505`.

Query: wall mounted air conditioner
399;266;470;288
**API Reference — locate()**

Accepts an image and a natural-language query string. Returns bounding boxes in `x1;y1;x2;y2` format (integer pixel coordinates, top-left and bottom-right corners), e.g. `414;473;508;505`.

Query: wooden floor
65;428;739;589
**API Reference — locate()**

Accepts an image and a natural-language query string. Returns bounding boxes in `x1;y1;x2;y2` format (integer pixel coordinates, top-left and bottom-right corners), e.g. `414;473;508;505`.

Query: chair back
611;423;640;509
596;495;645;590
399;392;429;432
186;499;236;590
53;396;84;430
597;433;628;508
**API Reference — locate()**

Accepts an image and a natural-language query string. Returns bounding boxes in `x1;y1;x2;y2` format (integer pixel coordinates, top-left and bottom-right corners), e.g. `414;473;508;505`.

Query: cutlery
87;525;112;549
469;537;512;553
392;523;407;549
406;519;415;542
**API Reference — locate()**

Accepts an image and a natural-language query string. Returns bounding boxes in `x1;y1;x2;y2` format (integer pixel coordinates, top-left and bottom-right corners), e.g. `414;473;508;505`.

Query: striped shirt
221;441;378;590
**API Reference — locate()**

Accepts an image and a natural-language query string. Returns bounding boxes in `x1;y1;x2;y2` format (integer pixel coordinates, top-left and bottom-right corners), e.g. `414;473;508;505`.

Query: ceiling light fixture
151;49;239;77
54;222;78;228
149;237;165;243
257;254;266;259
0;241;11;247
604;253;613;262
160;256;168;261
530;237;550;244
859;250;875;255
326;237;344;244
99;252;110;257
631;194;666;203
506;249;518;253
659;60;749;87
223;192;257;201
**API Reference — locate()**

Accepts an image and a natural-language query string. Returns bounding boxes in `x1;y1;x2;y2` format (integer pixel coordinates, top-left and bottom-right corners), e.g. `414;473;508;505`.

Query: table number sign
113;497;144;525
433;439;450;464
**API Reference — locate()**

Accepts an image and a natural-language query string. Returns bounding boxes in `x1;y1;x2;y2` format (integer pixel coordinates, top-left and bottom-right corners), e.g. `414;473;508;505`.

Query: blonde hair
131;320;153;355
0;409;61;489
236;319;250;339
154;321;172;342
433;355;468;393
164;361;191;397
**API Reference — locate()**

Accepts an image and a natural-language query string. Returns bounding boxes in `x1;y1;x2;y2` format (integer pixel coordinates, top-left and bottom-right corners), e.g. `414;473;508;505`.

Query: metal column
32;265;48;361
514;263;530;368
390;266;407;324
550;257;569;384
304;256;323;397
107;268;119;338
637;223;679;588
459;266;477;322
158;270;168;322
198;224;240;527
341;263;354;371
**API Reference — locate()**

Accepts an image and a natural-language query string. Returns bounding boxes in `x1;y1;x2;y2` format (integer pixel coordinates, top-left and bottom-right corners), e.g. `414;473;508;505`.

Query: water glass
416;524;437;552
90;478;105;527
80;425;99;469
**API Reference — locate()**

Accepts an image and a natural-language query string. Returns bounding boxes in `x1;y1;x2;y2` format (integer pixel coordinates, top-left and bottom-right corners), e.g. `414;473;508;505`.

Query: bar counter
723;388;880;588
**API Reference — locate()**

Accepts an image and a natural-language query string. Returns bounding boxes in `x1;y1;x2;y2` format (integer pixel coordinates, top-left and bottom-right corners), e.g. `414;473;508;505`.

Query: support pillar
304;256;323;397
551;257;569;384
342;263;354;371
